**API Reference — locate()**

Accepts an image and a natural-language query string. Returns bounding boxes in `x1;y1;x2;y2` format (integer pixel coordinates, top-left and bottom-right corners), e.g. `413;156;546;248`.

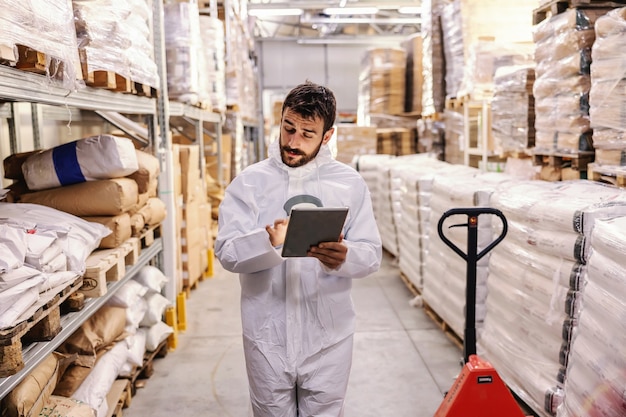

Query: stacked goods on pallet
224;5;259;122
0;203;108;333
199;16;227;114
73;0;159;90
3;136;166;297
491;65;536;154
402;34;423;115
334;125;378;166
422;171;513;338
443;108;466;165
353;154;396;255
164;2;204;106
481;180;626;417
557;216;626;417
172;143;211;291
440;0;464;100
357;48;407;125
588;8;626;178
376;128;416;156
392;159;477;291
532;9;608;154
6;266;173;417
0;0;79;88
421;0;446;117
417;118;445;158
447;0;536;101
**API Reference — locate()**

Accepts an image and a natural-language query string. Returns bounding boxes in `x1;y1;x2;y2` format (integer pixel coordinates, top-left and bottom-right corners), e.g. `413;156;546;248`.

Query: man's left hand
308;235;347;270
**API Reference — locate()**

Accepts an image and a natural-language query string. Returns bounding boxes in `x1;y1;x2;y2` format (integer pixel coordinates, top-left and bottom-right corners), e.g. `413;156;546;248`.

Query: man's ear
322;127;335;144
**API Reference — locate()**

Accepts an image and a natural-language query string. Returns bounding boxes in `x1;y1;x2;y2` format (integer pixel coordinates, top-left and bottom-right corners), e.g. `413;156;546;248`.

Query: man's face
279;108;333;168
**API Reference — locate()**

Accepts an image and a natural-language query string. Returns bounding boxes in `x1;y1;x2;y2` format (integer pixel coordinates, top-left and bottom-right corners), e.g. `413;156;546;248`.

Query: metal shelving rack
0;242;163;399
0;0;184;400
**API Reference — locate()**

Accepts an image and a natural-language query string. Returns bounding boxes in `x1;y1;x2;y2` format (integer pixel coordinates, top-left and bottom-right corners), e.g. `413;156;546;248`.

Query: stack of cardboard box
172;144;212;291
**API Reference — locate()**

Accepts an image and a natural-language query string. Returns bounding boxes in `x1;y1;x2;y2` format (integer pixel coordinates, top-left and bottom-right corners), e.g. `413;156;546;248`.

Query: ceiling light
248;8;304;17
398;6;422;14
323;7;379;15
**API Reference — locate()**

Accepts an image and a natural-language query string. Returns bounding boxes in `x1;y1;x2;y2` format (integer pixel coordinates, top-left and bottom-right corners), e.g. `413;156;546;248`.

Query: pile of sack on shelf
3;134;165;248
1;265;174;417
0;203;109;329
0;135;166;328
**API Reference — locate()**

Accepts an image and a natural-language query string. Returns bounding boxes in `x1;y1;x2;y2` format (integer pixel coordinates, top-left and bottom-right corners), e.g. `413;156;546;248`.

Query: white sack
22;135;138;191
0;203;110;274
71;341;128;414
0;265;40;291
0;223;27;272
0;286;39;329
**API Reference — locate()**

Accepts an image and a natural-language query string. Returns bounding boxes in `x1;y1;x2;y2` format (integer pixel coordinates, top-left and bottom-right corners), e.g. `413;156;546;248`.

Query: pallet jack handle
437;207;507;364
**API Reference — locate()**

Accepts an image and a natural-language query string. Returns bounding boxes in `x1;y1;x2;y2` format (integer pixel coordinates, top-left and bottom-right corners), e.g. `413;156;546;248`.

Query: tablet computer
281;207;349;257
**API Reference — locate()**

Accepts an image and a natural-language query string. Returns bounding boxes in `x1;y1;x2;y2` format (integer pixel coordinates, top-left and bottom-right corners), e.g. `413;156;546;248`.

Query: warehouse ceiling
246;0;422;44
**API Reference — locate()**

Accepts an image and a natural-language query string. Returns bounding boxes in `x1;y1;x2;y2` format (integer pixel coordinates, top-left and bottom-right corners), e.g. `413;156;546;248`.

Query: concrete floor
124;252;462;417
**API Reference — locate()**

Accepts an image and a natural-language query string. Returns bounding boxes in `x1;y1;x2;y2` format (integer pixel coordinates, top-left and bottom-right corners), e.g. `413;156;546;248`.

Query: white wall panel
259;41;374;113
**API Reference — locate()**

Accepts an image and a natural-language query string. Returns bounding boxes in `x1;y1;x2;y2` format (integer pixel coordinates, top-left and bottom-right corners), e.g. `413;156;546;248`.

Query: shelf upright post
30;103;43;149
7;103;20;154
153;0;178;304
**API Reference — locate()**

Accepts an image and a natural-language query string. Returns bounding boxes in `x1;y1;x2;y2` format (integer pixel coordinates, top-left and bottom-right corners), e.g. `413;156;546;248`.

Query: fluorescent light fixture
304;17;421;25
323;7;379;15
248;8;304;17
297;36;405;45
398;6;422;14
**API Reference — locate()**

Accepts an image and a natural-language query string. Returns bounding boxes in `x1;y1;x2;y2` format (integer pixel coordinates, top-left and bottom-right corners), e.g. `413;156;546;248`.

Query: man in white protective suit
215;81;382;417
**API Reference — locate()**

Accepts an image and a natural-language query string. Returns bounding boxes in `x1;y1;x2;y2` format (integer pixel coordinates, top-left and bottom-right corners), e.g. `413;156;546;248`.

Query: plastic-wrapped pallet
588;8;626;174
73;0;159;88
393;160;477;291
421;0;446;116
164;2;203;105
0;0;79;89
481;180;626;417
557;216;626;417
357;48;406;126
491;65;536;153
352;154;396;255
199;16;226;113
422;171;513;338
533;9;609;153
388;155;443;266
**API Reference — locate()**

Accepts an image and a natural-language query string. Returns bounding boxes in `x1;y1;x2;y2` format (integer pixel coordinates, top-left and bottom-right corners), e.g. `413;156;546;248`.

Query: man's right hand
266;218;289;247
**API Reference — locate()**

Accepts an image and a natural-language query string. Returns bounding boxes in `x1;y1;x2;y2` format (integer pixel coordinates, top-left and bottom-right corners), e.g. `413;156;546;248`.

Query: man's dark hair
282;81;337;133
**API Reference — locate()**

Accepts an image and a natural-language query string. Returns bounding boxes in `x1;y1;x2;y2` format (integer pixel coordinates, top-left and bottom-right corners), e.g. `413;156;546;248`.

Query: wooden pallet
105;379;132;417
14;45;64;75
421;112;443;121
422;300;463;351
533;0;623;24
533;150;594;181
0;43;16;64
85;71;134;94
80;237;141;298
400;272;421;298
0;276;83;377
587;163;626;187
139;224;162;248
444;97;466;111
126;339;169;396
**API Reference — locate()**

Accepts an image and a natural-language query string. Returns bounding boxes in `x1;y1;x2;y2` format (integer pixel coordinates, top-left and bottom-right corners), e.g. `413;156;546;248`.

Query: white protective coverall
215;139;382;417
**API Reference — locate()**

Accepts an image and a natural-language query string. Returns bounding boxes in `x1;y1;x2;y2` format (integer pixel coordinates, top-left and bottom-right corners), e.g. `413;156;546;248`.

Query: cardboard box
335;125;378;165
376;128;415;156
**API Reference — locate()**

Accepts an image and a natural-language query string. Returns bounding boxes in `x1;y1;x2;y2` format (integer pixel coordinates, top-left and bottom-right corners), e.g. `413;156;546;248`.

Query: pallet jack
433;207;530;417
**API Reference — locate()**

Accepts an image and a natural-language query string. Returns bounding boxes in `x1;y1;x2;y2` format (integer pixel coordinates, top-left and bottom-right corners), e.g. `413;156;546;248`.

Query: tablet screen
281;207;349;257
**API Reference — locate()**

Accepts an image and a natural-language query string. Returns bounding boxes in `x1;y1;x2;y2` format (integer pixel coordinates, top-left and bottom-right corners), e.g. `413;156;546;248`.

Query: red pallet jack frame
434;208;531;417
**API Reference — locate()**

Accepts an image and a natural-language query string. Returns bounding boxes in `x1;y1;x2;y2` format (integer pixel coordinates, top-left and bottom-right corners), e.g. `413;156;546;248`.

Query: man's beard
280;137;323;168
